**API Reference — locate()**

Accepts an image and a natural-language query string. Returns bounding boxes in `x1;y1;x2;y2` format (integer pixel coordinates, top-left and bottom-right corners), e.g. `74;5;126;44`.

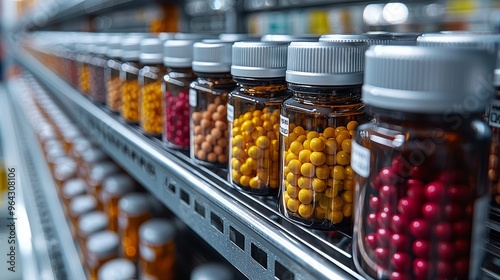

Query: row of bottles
23;30;500;279
16;75;239;280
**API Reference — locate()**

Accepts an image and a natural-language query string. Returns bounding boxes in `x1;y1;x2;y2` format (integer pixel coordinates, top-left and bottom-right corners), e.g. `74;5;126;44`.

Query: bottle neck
233;77;287;95
195;72;234;85
288;83;362;104
367;105;484;130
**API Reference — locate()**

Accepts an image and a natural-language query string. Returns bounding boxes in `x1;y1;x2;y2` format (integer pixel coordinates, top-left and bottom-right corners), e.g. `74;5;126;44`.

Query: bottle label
227;104;234;122
351;141;370;178
280;115;289;136
189;89;197;107
140;244;156;262
488;99;500;128
469;195;489;279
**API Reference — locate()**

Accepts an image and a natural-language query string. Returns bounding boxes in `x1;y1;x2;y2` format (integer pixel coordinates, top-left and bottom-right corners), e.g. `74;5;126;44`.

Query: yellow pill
300;163;315;177
347;121;358;131
287;198;300;212
298;189;314;204
326;155;336;165
232;135;244;148
334;126;347;136
341;139;352;153
298;149;311;163
315;165;330;180
336;151;350;166
286;172;299;186
243;112;253;120
298;176;312;189
344;165;353;177
331;165;346;180
262;121;273;131
232;146;243;159
303;139;311;150
240;163;253;176
232;127;241;136
293;126;305;135
248;146;262;159
331;196;344;211
296;135;307;143
319;196;330;209
287;159;302;175
312;178;327;192
343;203;352;217
310;152;326;166
241;120;255;132
240;175;251;187
336;131;351;146
249;177;260;189
343;178;353;191
288;132;298;142
246;158;257;170
323;127;336;138
252;117;263;126
324;187;338;198
306;131;319;140
256;136;270;149
310;138;325;152
231;158;241;169
341;190;353;203
328;210;343;224
251;127;265;140
253;110;262;117
324;139;338;155
298;204;314;218
289;141;304;155
287;185;299;199
232;170;241;182
285;152;297;165
283;191;290;206
315;207;326;219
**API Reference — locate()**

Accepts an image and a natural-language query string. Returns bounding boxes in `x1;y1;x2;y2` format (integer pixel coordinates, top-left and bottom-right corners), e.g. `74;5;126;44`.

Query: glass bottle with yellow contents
120;36;143;124
279;41;368;229
139;219;176;280
118;193;152;261
228;42;291;195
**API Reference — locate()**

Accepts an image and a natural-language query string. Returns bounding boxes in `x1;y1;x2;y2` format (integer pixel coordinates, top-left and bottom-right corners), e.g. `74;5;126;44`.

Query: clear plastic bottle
118;193;152;261
69;195;98;233
139;38;167;136
120;36;143;124
86;231;120;280
101;174;137;232
97;258;137;280
76;34;93;95
105;34;124;113
139;219;176;280
162;39;197;149
78;211;109;259
190;42;235;167
352;46;494;280
228;42;291;195
279;41;368;229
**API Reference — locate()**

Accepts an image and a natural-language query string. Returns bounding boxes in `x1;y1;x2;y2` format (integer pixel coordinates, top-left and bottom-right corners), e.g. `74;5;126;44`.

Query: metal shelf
12;50;364;280
2;80;87;280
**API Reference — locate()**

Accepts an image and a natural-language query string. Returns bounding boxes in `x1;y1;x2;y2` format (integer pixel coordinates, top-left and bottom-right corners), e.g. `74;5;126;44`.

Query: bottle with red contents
351;46;495;280
162;40;198;149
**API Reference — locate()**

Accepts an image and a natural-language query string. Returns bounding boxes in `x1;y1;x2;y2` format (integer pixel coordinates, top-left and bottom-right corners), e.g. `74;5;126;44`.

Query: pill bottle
279;41;368;229
89;34;108;103
118;193;152;261
139;38;167;136
228;42;291;195
86;231;120;280
101;174;137;232
97;258;137;280
61;178;87;210
61;127;82;153
120;36;143;124
105;34;124;113
79;148;109;179
190;263;235;280
87;162;121;209
351;46;494;280
45;147;66;172
190;42;235;168
78;211;110;259
162;39;197;149
69;195;98;233
319;33;394;45
76;34;93;95
139;219;176;280
53;157;78;190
